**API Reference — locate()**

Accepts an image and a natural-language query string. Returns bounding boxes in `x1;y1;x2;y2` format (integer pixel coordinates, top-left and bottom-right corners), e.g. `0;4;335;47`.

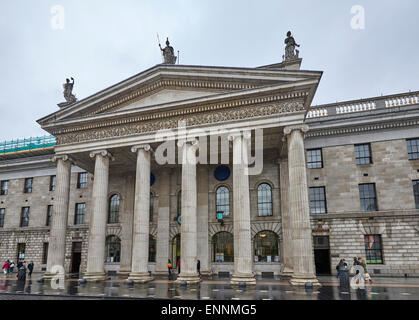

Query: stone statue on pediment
159;38;177;64
283;31;300;61
57;77;77;108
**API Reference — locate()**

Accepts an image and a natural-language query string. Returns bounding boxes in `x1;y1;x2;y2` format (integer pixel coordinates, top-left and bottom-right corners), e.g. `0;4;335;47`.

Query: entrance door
71;242;82;274
313;236;331;275
171;234;181;269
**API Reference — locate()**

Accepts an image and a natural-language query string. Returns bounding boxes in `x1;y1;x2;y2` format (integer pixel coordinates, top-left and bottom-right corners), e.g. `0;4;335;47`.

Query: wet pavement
1;273;419;300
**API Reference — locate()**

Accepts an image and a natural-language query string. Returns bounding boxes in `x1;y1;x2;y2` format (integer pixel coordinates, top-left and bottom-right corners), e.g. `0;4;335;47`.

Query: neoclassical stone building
1;52;419;285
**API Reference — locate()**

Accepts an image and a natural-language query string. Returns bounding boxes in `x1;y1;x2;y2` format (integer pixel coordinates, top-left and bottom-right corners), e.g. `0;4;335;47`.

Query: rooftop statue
283;31;300;61
63;77;77;104
159;37;177;64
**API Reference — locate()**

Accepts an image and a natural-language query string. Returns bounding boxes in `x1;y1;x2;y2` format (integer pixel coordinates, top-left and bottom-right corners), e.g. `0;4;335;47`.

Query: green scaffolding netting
0;135;56;154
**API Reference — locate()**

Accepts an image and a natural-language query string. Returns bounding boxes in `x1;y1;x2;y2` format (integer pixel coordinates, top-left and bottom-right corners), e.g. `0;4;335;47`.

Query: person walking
360;258;373;283
2;260;9;277
168;259;173;280
27;261;34;278
9;261;14;273
17;262;26;282
177;257;181;274
197;259;201;276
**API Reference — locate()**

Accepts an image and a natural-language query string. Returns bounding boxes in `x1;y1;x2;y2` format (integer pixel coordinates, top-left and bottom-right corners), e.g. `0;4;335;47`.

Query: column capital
177;138;198;149
131;144;153;154
51;154;75;164
283;124;309;136
89;149;114;161
227;130;251;142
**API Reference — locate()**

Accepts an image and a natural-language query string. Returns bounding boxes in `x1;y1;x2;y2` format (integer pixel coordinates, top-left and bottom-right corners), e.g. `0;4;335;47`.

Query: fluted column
229;132;256;285
154;168;171;275
84;150;113;281
284;125;319;286
279;156;293;276
44;155;72;279
197;165;210;275
176;139;200;284
128;144;153;283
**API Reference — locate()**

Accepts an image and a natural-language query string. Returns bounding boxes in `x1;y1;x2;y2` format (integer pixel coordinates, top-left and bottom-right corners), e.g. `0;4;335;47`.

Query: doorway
71;242;82;274
313;236;331;275
171;234;181;269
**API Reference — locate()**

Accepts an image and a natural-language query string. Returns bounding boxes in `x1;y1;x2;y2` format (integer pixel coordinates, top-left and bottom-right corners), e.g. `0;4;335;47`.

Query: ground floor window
149;234;156;262
213;232;234;262
42;243;49;264
364;234;383;264
105;235;121;263
17;243;26;261
254;231;279;262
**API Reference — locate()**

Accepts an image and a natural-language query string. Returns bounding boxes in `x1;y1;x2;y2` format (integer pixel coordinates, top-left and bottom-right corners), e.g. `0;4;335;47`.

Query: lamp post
216;211;224;226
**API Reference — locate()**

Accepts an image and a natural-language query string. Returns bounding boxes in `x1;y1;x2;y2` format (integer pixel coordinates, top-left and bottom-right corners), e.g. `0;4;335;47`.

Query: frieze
56;100;305;145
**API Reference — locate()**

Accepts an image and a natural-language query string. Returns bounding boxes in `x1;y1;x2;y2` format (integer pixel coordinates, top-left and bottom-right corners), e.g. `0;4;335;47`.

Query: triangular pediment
38;64;322;128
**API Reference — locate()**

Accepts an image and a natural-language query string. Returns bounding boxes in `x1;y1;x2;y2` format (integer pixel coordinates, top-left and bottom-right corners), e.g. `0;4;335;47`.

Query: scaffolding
0;135;56;155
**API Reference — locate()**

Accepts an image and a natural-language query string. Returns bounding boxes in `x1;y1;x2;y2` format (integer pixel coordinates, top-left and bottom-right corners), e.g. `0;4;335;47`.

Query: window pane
150;193;154;221
0;208;4;228
74;203;85;225
149;235;156;262
105;236;121;263
254;231;279;262
258;183;273;216
213;232;234;262
307;149;323;169
77;173;88;189
46;205;53;226
413;180;419;209
407;138;419;160
0;181;8;195
216;186;230;217
310;187;327;214
24;178;33;193
364;235;383;264
355;144;372;165
108;194;119;223
359;184;378;211
50;175;56;191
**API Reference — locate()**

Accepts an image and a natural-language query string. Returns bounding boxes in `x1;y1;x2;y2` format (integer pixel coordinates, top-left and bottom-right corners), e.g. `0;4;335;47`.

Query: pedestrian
177;257;181;274
2;260;9;277
335;259;343;278
17;259;22;269
197;259;201;276
360;258;373;283
17;261;26;282
168;259;173;279
27;261;34;278
9;260;14;273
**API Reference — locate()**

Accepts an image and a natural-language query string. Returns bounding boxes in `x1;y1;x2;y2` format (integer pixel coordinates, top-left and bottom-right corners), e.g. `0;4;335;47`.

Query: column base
128;272;153;283
117;270;131;276
290;275;321;287
42;272;67;280
281;266;294;278
230;274;256;285
200;270;212;277
176;274;201;284
83;272;107;282
153;270;171;276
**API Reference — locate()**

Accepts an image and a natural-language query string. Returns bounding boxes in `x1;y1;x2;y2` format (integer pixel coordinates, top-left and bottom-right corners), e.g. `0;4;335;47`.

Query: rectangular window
359;183;378;212
0;208;4;227
355;143;372;165
307;149;323;169
20;207;30;227
407;138;419;160
50;175;56;192
364;235;383;264
24;178;33;193
46;205;53;227
309;187;327;214
17;243;26;261
413;180;419;209
74;203;85;225
42;243;49;264
0;180;8;195
77;173;88;189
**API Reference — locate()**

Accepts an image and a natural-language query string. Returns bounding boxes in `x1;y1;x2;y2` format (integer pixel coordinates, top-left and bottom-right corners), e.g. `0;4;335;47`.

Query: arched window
254;231;279;262
257;183;273;217
177;191;182;217
216;186;230;217
149;192;154;221
105;235;121;263
213;232;234;262
108;194;120;223
149;234;156;262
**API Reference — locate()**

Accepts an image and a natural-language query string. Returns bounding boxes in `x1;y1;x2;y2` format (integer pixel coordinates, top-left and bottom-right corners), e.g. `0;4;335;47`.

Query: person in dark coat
17;262;26;281
197;259;201;276
27;261;34;278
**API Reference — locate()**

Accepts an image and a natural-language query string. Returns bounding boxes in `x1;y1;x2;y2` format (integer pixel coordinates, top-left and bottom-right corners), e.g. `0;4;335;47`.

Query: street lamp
216;211;224;226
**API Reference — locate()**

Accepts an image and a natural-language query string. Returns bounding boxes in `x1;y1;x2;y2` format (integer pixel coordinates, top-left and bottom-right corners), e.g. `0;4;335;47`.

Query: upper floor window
216;186;230;217
309;187;327;214
257;183;273;216
49;175;56;192
150;193;154;221
77;172;88;189
364;235;383;264
177;191;182;218
359;183;378;212
74;203;85;225
105;235;120;263
20;207;30;227
407;138;419;160
46;205;53;227
0;208;4;228
355;144;372;165
24;178;33;193
0;180;8;195
307;149;323;169
108;194;119;224
413;180;419;209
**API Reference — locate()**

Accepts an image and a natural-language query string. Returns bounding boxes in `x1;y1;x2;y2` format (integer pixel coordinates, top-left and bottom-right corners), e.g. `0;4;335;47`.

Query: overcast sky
1;0;418;141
